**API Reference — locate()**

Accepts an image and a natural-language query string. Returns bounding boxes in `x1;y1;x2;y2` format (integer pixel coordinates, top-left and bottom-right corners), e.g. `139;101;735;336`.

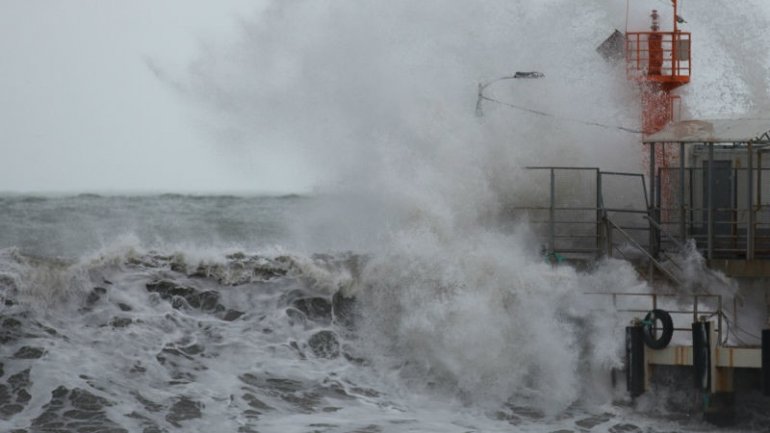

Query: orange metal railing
626;31;691;85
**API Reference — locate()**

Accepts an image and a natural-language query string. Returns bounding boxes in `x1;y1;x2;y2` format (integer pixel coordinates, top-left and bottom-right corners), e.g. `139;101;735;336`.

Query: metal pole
649;143;657;251
549;168;555;254
748;141;755;259
597;169;603;257
656;166;662;251
689;167;694;234
708;143;714;260
718;296;723;344
694;295;699;324
649;143;657;281
680;142;686;243
757;150;762;212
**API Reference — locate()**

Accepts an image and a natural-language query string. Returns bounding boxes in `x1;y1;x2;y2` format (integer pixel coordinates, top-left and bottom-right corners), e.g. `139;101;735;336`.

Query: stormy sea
4;0;770;432
0;194;767;433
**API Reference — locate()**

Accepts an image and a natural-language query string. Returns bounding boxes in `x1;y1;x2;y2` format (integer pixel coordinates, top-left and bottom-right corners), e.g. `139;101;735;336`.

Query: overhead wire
478;94;644;134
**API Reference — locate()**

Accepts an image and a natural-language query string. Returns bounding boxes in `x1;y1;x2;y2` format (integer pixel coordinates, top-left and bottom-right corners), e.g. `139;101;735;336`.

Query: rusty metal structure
625;1;690;135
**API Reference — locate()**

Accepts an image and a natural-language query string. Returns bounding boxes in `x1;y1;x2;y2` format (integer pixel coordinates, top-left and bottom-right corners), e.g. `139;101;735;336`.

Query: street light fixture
475;71;545;117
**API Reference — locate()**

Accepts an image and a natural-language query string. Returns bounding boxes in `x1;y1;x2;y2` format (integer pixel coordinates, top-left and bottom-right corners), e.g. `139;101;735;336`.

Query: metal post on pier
762;329;770;396
679;142;687;243
626;324;645;397
649;142;657;281
747;141;755;259
707;143;714;260
596;169;604;257
549;168;555;254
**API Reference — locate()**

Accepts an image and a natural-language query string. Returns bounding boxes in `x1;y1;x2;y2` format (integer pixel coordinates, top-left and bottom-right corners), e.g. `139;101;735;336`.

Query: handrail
585;291;723;342
643;215;685;250
658;250;684;272
625;31;691;79
606;217;683;286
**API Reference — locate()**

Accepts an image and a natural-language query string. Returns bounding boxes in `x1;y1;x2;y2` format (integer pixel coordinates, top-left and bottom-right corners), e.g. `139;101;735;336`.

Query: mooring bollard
626;323;645;397
762;329;770;396
692;320;711;392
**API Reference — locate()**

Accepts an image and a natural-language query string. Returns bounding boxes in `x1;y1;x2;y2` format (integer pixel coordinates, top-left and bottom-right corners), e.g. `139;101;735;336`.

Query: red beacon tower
626;0;691;135
625;0;690;213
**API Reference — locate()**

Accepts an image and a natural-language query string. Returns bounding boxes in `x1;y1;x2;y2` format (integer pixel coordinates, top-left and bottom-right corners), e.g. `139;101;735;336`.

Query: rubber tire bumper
642;309;674;350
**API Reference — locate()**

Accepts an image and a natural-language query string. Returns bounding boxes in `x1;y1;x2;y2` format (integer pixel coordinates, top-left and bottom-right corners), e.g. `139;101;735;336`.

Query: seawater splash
0;241;640;432
2;1;770;432
1;195;767;432
356;228;630;414
160;0;770;426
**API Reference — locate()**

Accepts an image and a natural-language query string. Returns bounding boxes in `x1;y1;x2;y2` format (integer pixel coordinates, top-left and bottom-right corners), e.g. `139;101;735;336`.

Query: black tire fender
642;309;674;350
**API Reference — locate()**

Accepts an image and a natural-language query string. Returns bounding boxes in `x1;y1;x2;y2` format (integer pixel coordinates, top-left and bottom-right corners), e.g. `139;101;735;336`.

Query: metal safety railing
508;167;653;265
606;218;682;286
625;31;691;80
508;167;604;257
657;166;770;259
507;162;770;284
586;292;724;343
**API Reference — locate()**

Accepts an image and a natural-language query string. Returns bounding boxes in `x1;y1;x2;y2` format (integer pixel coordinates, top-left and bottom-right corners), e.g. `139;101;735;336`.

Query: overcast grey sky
0;0;315;194
2;0;769;194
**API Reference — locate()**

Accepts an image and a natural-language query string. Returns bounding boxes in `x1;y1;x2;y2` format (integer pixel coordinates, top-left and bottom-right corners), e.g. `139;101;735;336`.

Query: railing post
759;153;763;214
708;143;715;260
655;167;662;256
680;142;687;243
718;296;723;343
549;168;555;254
597;170;603;257
649;142;658;282
694;295;699;324
689;167;694;233
747;141;755;260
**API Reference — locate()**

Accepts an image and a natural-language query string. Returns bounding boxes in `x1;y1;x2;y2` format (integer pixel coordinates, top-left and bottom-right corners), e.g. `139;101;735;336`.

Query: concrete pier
628;319;765;425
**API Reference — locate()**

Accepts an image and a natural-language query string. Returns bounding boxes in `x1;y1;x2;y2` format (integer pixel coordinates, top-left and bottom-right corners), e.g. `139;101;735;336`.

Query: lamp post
475;71;544;117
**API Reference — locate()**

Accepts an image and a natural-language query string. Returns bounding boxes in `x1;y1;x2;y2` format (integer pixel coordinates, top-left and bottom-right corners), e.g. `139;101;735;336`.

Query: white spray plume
175;0;770;415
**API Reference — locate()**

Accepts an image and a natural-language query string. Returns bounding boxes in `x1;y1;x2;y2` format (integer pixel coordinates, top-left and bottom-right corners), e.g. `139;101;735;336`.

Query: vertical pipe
549;168;555;254
747;141;755;259
680;142;687;243
708;143;715;260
